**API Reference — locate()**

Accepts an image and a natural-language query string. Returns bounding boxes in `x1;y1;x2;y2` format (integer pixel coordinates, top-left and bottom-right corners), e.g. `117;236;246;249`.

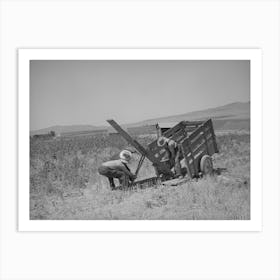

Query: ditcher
107;119;219;188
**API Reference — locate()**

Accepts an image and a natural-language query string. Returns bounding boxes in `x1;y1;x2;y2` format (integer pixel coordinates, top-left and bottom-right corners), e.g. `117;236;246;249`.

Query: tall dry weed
30;133;250;220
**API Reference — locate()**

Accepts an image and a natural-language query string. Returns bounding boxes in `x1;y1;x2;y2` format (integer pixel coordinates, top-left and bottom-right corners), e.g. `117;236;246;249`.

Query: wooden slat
192;138;213;155
185;137;198;177
190;132;211;152
170;128;186;142
187;125;204;143
163;121;185;138
189;126;210;145
161;120;200;137
187;119;211;143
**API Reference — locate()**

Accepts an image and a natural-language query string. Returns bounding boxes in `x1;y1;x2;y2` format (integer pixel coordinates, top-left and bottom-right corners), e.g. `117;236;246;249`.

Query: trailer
149;119;218;178
107;119;219;187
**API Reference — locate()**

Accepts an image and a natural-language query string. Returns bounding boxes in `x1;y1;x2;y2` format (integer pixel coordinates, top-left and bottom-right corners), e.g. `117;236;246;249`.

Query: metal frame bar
134;155;145;177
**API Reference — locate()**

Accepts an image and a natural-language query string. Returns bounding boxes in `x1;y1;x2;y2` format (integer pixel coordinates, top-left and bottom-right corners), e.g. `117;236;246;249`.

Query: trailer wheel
200;155;213;176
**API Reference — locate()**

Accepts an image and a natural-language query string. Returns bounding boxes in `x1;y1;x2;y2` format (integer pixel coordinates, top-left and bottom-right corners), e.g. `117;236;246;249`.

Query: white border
18;49;262;232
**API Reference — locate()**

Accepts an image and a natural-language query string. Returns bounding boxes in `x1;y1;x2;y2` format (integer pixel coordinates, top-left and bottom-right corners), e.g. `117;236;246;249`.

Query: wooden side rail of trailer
179;119;218;178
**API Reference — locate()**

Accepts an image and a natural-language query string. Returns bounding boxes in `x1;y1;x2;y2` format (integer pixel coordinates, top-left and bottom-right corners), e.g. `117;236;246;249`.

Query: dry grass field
30;132;250;220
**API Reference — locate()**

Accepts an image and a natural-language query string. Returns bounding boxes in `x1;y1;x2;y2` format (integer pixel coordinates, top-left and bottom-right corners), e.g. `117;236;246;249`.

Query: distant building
32;131;55;140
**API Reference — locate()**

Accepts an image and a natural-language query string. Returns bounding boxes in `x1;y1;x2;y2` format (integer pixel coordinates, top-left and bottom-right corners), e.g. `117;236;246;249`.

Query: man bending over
98;150;136;190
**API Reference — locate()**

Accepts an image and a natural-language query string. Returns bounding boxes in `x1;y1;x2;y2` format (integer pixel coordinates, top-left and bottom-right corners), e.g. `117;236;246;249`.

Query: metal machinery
107;119;219;187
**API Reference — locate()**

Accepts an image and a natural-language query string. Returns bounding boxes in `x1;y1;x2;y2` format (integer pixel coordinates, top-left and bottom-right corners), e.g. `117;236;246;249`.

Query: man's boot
108;178;116;190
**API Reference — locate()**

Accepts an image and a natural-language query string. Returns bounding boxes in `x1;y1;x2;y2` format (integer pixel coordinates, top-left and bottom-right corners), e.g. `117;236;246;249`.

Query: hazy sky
30;60;250;130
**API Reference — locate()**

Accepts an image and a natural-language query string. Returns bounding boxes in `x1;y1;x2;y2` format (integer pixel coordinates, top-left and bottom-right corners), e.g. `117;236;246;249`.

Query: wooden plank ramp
130;177;161;189
161;177;190;186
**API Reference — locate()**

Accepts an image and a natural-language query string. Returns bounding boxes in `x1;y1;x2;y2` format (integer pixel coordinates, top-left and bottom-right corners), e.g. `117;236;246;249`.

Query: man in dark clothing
98;150;136;190
157;136;183;178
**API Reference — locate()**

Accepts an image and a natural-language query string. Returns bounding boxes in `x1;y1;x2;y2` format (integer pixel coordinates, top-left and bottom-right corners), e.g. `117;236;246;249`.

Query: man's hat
157;136;168;147
119;150;132;163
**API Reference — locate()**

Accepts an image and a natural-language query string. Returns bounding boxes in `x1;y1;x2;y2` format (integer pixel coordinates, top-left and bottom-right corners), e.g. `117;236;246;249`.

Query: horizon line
30;100;250;132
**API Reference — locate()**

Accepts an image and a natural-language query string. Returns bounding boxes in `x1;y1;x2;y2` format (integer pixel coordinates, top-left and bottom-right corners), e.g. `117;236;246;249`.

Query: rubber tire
200;155;213;176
